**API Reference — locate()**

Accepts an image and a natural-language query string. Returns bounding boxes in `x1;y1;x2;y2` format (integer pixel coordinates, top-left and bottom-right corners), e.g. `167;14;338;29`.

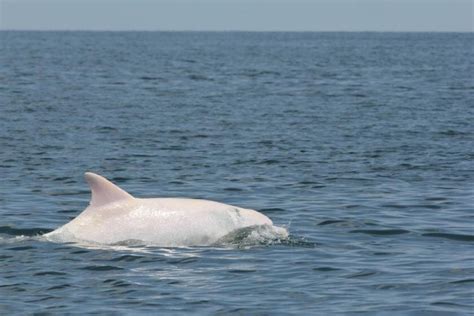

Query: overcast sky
0;0;472;32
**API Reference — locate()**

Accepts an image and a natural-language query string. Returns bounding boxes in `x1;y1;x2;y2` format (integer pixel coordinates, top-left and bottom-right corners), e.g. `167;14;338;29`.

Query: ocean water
0;31;473;314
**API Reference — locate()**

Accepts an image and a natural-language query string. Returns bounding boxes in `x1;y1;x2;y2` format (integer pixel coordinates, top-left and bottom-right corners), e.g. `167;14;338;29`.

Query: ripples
314;218;474;243
34;271;68;276
421;233;474;242
81;265;124;271
216;225;289;248
0;226;52;236
110;254;145;262
350;229;410;235
1;31;473;314
1;219;473;314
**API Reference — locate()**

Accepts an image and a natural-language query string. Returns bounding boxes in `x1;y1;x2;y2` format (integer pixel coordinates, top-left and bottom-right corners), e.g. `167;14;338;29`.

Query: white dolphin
45;172;287;247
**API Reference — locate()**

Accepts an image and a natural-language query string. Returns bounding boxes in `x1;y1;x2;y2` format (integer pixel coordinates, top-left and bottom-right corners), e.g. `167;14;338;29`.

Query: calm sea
0;31;473;314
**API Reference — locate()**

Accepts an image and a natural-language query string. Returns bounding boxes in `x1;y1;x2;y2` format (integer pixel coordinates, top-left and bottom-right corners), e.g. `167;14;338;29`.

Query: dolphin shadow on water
44;173;288;248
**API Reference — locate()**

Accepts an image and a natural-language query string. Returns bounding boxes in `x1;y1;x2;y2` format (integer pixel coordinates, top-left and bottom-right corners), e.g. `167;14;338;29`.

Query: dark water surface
0;32;473;314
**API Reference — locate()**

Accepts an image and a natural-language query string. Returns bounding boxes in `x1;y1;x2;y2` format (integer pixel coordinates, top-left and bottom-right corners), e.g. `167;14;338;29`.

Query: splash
216;225;290;248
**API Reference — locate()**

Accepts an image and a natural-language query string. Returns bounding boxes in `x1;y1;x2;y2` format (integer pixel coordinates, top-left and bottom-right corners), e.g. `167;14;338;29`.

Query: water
1;31;473;314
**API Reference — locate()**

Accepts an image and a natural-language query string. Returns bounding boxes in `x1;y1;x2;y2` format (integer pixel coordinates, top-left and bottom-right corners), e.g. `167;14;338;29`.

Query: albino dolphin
45;172;286;247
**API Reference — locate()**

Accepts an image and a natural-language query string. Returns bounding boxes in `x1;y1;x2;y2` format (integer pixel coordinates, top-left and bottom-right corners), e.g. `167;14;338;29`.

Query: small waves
317;219;474;243
421;232;474;242
0;225;52;245
350;229;410;235
0;225;52;236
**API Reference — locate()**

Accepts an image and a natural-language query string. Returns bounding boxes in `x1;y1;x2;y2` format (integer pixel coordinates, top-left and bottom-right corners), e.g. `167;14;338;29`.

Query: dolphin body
45;172;285;247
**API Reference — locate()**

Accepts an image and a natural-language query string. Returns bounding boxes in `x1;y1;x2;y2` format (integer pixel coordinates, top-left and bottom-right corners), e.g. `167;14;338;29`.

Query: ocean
0;31;473;314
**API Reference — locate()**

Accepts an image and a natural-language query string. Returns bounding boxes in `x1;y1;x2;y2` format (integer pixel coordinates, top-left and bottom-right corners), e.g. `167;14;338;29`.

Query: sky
0;0;472;32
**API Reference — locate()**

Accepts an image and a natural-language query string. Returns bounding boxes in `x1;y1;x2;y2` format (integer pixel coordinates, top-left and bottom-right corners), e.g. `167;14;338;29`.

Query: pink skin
45;173;284;247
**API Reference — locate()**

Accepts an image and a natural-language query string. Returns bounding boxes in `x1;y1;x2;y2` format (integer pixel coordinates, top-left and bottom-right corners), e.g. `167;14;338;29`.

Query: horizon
1;0;472;33
1;30;473;33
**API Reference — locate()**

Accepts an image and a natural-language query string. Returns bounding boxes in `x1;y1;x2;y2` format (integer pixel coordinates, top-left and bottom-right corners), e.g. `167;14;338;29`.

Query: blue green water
0;32;473;314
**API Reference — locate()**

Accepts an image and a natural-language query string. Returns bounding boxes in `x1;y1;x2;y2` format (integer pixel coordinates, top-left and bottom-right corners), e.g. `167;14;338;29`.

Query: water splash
216;225;290;248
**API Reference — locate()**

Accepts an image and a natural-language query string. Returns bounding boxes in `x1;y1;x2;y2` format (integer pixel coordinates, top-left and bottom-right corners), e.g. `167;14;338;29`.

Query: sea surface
0;31;473;314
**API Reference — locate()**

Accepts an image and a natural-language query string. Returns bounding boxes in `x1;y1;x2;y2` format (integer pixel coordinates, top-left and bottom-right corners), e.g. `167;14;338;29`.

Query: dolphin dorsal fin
84;172;134;207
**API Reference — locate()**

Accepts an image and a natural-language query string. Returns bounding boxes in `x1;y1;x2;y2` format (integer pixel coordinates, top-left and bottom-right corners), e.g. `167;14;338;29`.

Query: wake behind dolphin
45;173;288;247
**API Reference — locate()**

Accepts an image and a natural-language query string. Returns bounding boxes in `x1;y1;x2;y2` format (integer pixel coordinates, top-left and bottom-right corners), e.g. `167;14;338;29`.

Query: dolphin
45;172;286;247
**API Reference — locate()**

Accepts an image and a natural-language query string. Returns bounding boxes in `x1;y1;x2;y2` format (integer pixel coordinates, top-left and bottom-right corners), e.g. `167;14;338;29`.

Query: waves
317;219;474;243
1;31;473;314
0;225;52;237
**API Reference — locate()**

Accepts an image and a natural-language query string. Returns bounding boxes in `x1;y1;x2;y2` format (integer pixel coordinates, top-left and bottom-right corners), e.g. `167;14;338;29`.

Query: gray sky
0;0;472;32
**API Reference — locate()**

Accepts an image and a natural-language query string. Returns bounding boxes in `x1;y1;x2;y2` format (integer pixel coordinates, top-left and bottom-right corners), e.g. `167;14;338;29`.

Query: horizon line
1;29;473;33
